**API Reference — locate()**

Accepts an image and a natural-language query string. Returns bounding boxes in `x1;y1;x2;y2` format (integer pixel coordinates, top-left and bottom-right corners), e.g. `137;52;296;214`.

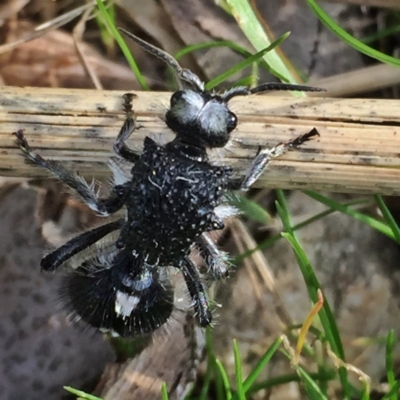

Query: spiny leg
14;130;129;216
113;93;140;163
181;257;212;327
197;234;230;279
41;219;124;271
236;128;319;191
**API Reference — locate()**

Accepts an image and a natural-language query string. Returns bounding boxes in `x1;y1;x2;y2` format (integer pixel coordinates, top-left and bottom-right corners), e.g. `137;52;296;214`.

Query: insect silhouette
14;29;323;338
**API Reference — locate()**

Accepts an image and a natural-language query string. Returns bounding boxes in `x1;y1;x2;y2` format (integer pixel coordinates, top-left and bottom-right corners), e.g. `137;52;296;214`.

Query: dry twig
310;64;400;97
2;86;400;195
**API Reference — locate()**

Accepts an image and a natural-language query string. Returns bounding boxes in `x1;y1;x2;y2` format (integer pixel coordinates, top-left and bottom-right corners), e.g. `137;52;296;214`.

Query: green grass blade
241;337;282;393
297;367;329;400
205;329;225;400
233;339;246;400
64;387;103;400
375;195;400;244
227;193;271;224
360;382;371;400
386;330;398;400
215;359;233;400
206;32;290;90
305;0;400;68
175;41;251;60
199;329;215;400
161;383;169;400
279;231;317;295
175;41;283;79
95;2;116;53
234;197;371;263
232;76;254;87
95;0;149;90
304;191;394;240
246;370;335;395
383;381;400;400
276;190;351;399
362;25;400;45
316;362;329;397
280;230;351;398
226;0;298;83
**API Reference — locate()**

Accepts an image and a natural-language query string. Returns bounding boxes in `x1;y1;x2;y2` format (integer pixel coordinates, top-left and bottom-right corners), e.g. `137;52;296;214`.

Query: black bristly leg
113;93;140;163
197;234;230;279
181;257;212;327
231;128;320;191
41;219;124;271
13;130;129;216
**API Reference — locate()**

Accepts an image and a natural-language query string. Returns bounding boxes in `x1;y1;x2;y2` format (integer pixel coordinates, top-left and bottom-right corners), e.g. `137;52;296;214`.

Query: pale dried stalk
309;64;400;97
1;86;400;195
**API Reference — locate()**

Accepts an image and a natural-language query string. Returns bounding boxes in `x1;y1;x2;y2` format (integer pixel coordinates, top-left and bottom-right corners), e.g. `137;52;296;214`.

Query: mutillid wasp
14;29;322;338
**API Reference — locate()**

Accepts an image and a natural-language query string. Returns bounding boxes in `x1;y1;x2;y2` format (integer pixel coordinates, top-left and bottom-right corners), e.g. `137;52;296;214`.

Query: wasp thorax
166;90;237;148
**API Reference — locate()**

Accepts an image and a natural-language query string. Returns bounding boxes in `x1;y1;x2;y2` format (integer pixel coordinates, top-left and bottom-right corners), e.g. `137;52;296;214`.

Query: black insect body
14;30;323;338
119;136;231;266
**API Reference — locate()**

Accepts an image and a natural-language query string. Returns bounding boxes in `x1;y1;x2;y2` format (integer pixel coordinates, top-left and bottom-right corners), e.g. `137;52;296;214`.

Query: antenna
118;28;205;92
221;83;325;102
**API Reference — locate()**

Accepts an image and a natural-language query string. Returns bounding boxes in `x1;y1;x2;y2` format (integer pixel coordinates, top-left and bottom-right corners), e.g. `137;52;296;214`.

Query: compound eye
170;90;184;107
227;112;237;133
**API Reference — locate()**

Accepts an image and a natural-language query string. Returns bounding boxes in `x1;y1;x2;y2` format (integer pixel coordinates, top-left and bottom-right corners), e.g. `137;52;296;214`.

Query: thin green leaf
95;2;116;52
199;329;214;400
204;328;225;400
250;61;259;87
306;0;400;68
375;195;400;244
386;330;398;400
246;369;335;395
231;76;254;87
294;198;371;232
206;32;290;90
234;197;371;263
360;380;371;400
233;339;246;400
280;232;318;289
276;190;351;399
216;0;233;14
304;191;394;240
362;25;400;45
64;387;103;400
226;0;298;83
175;41;283;81
280;230;352;398
95;0;149;90
161;383;169;400
297;367;329;400
316;363;329;397
242;337;282;393
215;359;233;400
175;41;251;60
227;193;271;224
383;381;400;400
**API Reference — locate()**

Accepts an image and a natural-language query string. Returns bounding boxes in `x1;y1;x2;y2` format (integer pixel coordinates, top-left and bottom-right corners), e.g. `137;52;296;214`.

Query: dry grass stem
1;86;400;195
310;64;400;97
